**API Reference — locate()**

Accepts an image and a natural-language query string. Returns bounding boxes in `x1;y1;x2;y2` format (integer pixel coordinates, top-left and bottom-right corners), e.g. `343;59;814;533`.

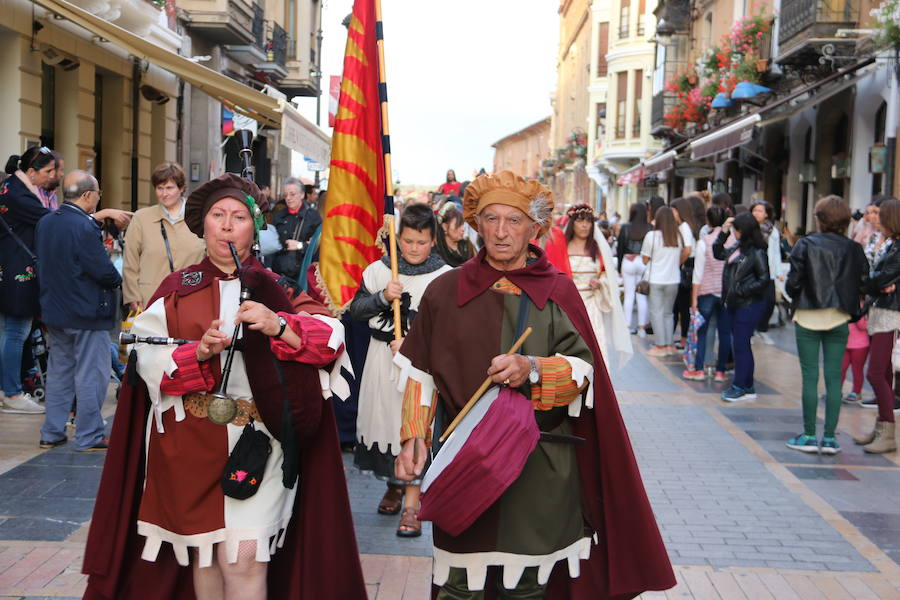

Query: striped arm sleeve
269;312;345;367
530;356;586;410
399;378;438;445
159;342;215;396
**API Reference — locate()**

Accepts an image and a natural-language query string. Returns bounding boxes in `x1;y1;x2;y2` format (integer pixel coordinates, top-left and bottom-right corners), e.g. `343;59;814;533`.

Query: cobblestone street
0;324;899;599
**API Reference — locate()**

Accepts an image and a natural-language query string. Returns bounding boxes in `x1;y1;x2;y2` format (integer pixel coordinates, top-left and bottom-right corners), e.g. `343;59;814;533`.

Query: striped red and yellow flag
317;0;390;312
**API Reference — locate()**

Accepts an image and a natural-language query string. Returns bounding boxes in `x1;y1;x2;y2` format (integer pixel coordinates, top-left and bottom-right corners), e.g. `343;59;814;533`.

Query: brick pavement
1;324;900;598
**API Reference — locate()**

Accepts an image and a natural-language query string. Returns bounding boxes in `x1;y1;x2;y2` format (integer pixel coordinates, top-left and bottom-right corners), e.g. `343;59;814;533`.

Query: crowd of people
2;149;899;597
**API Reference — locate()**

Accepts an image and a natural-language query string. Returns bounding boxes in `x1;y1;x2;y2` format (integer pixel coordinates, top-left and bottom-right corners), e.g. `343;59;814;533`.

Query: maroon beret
185;173;269;237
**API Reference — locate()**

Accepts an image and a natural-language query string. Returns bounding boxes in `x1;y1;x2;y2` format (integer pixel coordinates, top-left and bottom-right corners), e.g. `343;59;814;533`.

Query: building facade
492;117;551;179
0;0;179;209
549;0;593;209
0;0;326;212
591;0;659;217
645;0;895;236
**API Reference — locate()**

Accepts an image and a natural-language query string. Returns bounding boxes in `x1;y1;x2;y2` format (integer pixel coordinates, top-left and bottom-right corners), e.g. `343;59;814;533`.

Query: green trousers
437;567;546;600
795;322;849;438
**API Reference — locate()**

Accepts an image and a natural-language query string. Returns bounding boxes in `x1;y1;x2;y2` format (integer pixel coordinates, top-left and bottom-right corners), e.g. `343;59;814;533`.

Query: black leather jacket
786;233;868;318
865;240;900;312
713;230;770;308
616;223;646;270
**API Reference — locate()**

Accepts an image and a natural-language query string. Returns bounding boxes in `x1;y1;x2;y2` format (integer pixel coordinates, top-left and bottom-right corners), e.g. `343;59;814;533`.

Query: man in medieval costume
395;170;674;599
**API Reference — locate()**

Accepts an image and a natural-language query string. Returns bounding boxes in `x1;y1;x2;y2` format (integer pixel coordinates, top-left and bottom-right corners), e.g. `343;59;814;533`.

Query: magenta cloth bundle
419;386;540;536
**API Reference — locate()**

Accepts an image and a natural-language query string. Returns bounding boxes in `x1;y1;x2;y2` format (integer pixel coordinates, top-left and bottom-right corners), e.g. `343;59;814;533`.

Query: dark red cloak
450;247;675;600
82;257;367;599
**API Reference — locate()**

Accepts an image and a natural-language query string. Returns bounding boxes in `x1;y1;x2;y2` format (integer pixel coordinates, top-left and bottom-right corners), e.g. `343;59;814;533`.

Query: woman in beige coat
123;163;206;311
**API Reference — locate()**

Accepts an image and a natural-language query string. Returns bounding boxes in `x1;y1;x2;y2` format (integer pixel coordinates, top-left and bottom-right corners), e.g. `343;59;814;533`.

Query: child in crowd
841;314;869;404
349;204;451;538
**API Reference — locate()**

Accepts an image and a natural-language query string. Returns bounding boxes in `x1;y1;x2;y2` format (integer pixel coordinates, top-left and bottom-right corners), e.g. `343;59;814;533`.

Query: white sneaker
757;331;775;345
637;328;647;339
0;393;45;414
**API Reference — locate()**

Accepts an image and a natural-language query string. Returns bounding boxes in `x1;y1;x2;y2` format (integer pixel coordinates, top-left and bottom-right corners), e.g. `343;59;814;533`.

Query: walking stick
439;327;533;443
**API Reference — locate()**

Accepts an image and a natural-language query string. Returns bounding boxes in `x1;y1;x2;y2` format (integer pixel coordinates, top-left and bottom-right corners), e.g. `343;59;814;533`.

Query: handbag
221;421;272;500
636;233;653;295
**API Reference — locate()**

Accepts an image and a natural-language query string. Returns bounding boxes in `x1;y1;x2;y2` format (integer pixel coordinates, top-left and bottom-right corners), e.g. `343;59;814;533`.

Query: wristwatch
527;355;540;384
273;315;288;338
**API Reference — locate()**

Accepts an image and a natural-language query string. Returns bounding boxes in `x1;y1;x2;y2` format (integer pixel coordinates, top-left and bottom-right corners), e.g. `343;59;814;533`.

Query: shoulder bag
636;232;653;295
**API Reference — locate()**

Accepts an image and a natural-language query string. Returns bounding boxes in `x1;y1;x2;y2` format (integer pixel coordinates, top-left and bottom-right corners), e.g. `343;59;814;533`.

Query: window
619;0;630;38
286;0;298;59
41;63;55;149
616;72;627;138
597;23;609;77
637;0;646;36
632;69;643;137
596;103;607;141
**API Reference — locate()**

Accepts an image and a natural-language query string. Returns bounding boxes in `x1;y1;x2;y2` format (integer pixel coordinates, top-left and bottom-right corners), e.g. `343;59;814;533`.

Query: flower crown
566;203;595;220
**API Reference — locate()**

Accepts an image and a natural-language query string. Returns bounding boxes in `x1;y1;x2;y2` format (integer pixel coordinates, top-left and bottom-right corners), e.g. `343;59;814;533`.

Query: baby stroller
20;321;49;402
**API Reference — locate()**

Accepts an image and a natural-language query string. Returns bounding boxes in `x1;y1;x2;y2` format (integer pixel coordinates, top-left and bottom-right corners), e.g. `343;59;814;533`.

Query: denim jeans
40;327;110;449
694;295;731;372
0;314;33;396
726;300;767;389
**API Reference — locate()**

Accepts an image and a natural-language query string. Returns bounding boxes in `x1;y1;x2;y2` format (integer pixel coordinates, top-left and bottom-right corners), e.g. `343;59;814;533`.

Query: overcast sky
294;0;559;188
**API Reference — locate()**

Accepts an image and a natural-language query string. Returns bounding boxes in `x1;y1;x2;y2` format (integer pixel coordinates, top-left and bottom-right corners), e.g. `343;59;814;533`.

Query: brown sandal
396;506;422;538
377;484;404;515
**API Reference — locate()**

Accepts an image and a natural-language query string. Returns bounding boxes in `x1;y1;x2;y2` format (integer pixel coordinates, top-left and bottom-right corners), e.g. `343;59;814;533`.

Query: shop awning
34;0;280;126
757;66;874;128
279;101;331;163
690;114;760;160
643;150;677;175
616;164;645;185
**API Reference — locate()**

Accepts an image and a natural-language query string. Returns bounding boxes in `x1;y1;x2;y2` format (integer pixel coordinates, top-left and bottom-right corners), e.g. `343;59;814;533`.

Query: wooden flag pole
374;0;400;339
439;327;533;443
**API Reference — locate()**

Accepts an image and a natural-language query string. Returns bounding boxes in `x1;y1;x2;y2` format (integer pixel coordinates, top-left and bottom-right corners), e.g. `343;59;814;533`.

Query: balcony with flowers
662;13;773;134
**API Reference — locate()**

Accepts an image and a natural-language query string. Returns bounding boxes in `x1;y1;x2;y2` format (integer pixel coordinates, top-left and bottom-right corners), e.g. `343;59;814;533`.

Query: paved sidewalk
0;326;899;599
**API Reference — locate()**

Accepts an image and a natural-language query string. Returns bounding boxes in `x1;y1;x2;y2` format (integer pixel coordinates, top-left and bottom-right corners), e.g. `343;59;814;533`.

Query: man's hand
884;284;896;294
94;208;133;228
384;280;403;302
487;353;531;388
128;301;143;313
236;300;281;336
389;338;403;356
395;437;427;481
196;319;231;362
285;239;304;251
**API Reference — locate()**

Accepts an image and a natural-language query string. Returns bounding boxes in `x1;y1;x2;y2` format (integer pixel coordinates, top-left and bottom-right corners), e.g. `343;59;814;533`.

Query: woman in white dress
547;204;632;368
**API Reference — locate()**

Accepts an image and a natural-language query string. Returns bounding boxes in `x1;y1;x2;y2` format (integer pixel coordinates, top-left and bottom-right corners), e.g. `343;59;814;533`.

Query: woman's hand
128;301;143;313
235;300;282;336
389;338;403;355
883;284;896;294
196;319;231;362
384;280;403;302
589;278;601;290
722;217;734;233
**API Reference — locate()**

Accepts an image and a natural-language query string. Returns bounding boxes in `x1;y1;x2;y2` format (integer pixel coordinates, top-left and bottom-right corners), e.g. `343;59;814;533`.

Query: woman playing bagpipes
82;174;366;600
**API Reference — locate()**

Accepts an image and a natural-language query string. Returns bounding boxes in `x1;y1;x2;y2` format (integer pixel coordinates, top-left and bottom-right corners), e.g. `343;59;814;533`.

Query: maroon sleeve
269;313;344;367
159;342;215;395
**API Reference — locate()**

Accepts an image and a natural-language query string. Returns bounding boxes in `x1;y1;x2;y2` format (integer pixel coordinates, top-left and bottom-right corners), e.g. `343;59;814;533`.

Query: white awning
690;114;761;160
278;101;331;164
643;150;676;175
